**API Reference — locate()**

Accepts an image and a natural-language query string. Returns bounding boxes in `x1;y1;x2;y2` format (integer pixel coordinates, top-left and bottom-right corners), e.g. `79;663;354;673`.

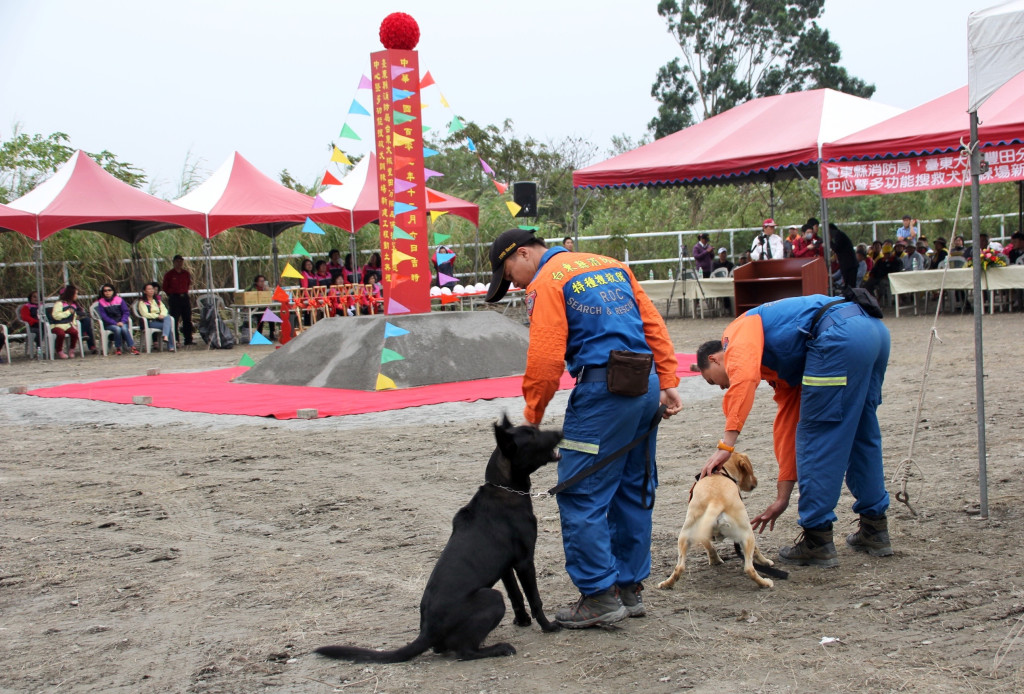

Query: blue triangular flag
466;137;476;153
394;202;417;215
302;217;326;235
384;322;409;338
423;148;439;158
392;88;415;102
436;252;456;264
250;332;272;346
348;99;370;116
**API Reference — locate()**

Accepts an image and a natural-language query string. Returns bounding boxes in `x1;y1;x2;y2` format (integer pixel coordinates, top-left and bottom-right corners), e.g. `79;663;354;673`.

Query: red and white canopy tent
5;151;206;355
0;203;37;237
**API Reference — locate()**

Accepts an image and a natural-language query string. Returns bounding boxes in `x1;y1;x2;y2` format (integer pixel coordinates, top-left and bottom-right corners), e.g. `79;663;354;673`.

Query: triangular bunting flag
384;322;409;338
272;285;290;302
479;158;495;175
292;241;312;258
392;87;415;101
391;273;412;285
391;65;414;78
427;190;446;204
493;180;509;194
394;133;414;147
506;201;522;217
331;147;352;165
448;116;465;134
430;210;449;223
380;348;405;364
440;93;450;108
432;232;451;244
438;271;458;285
393;225;415;241
339;123;361;140
302;217;326;235
348;99;370;116
394;202;417;215
312;194;331;209
440;293;460;305
422;125;431;134
392;249;414;265
518;225;539;231
260;307;283;323
393;111;416;125
394;179;416;193
394;155;414;169
466;137;476;152
376;373;397;390
387;298;411;314
250;332;272;346
322;171;342;186
420;71;435;88
281;263;304;279
239;353;256;367
423;168;444;180
436;253;456;265
423;148;439;158
358;74;372;89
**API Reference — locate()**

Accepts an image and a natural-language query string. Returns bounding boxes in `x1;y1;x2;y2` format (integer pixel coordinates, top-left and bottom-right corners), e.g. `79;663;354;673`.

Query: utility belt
576;350;655;397
808;288;883;338
810;301;864;338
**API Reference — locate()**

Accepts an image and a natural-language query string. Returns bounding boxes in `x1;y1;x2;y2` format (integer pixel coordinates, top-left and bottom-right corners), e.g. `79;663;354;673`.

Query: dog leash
547;404;667;510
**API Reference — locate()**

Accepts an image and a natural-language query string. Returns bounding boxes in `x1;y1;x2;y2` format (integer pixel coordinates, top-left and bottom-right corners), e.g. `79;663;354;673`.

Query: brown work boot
554;587;628;628
846;514;894;557
778;524;839;568
618;583;646;618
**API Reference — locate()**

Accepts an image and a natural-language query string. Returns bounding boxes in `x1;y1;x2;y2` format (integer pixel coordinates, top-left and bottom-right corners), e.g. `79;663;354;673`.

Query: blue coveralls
750;297;891;528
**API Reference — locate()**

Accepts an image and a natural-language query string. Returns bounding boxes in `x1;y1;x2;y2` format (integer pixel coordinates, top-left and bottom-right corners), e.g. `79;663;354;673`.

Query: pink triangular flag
391;65;414;78
423;168;444;180
493;180;508;194
438;272;458;286
312;194;331;209
394;179;416;193
387;297;411;314
260;307;282;323
358;74;372;90
479;158;495;176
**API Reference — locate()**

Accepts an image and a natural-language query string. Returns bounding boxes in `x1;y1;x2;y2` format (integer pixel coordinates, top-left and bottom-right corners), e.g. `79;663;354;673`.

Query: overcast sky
0;0;1000;198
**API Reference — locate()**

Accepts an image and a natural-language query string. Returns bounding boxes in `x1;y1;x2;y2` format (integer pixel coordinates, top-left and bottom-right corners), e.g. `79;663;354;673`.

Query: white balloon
441;287;452;295
453;284;466;294
429;286;442;296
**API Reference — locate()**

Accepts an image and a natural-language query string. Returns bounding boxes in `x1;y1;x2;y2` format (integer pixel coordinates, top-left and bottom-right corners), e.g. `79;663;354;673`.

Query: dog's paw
656;579;674;590
512;614;532;627
495;643;517;657
759;578;775;589
540;620;562;633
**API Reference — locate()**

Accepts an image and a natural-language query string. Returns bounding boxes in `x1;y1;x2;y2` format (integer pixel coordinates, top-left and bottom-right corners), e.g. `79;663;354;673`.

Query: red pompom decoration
379;13;420;50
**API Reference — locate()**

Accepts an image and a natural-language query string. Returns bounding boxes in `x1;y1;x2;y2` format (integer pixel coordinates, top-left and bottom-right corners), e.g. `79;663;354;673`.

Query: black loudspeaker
513;181;538;218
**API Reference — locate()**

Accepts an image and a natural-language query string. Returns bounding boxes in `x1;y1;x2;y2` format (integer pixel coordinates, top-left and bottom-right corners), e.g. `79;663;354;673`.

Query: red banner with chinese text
370;49;430;314
821;143;1024;198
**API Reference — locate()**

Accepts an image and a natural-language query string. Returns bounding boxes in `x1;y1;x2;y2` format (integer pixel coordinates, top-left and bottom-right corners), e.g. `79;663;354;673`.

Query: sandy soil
2;311;1023;693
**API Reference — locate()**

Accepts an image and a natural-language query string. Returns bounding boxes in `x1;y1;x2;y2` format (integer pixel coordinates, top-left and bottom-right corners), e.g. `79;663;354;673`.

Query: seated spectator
1007;232;1024;264
19;291;43;347
856;244;874;275
784;226;800;257
50;285;81;359
137;282;176;352
362;251;383;285
712;247;734;273
793;224;822;258
299;258;317;288
314;260;332;287
326;249;345;282
96;284;138;355
342;253;361;284
950;235;967;257
964;233;989;261
736;250;751;267
896;242;924;271
855;250;869;287
931;238;948;267
54;282;97;354
916;243;932;270
862;242;903;300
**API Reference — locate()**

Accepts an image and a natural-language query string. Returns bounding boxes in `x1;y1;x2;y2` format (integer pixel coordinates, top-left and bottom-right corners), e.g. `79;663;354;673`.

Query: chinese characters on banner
370;49;430;314
821;143;1024;199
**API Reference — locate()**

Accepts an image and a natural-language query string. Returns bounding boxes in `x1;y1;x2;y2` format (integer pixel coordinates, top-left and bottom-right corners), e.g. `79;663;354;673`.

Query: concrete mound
235;312;530;391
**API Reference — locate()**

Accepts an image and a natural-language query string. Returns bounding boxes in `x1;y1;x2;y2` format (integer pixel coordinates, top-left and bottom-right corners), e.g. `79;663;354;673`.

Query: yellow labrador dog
658;452;780;590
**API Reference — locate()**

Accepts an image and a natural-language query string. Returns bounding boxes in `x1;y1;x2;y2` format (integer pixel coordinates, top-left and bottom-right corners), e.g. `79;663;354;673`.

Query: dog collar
486;481;547;498
688;469;740;502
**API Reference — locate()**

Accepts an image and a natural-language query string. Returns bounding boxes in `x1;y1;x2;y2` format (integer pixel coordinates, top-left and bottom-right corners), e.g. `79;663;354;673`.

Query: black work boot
846;514;893;557
778;524;839;568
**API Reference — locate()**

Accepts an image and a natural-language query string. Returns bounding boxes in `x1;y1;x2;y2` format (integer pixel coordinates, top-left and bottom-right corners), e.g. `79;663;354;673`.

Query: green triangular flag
423;125;431;134
393;111;416;125
432;232;451;244
381;348;405;364
518;225;539;231
239;354;256;367
292;241;312;258
339;123;361;140
448;116;465;134
393;225;415;241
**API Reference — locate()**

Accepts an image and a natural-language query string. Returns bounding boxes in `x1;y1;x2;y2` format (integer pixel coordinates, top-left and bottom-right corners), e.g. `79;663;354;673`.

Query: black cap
485;228;538;303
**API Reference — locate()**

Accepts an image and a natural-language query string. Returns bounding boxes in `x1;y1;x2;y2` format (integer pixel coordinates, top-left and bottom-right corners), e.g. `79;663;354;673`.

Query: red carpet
28;353;699;419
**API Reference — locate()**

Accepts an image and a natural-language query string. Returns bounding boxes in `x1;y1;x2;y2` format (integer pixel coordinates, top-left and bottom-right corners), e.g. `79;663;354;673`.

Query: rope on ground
890;138;973;516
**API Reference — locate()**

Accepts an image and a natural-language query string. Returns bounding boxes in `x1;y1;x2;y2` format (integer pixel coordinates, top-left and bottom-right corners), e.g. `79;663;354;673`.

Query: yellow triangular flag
506;200;522;217
376;373;397;390
393;133;414;147
440;93;450;108
331;147;352;165
430;210;449;223
281;262;304;279
392;249;414;265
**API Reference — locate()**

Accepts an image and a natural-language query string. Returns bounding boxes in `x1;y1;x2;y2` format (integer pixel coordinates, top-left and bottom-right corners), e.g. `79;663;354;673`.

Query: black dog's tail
733;543;790;580
314;634;431;663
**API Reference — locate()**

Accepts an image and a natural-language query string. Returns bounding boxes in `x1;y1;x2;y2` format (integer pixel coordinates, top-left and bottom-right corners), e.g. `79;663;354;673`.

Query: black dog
315;416;563;662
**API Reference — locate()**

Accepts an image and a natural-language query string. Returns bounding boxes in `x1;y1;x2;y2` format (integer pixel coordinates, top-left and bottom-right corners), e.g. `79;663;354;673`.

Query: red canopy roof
0;203;36;238
821;72;1024;162
573;89;902;189
173;152;355;238
5;151;205;242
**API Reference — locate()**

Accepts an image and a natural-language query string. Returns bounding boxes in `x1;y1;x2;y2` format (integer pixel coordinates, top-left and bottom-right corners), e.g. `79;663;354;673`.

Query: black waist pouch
606;350;653;397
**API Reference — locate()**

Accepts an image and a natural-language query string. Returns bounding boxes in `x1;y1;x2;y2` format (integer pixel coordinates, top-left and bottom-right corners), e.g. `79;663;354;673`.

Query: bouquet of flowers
967;247;1007;270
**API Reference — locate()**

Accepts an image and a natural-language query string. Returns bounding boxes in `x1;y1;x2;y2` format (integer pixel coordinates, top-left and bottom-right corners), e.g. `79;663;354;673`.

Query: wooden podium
732;258;827;316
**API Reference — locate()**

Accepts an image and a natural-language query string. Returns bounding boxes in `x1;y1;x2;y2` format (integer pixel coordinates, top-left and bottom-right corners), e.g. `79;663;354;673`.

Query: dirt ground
2;310;1023;693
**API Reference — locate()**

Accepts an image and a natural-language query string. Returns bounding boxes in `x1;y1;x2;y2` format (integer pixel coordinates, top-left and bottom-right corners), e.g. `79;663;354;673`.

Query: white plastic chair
1;324;10;364
710;267;729;278
14;309;43;358
90;301;135;356
132;301;175;353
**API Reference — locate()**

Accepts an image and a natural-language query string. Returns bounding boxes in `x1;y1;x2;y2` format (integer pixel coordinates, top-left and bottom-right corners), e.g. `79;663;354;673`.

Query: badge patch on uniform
525;290;537;317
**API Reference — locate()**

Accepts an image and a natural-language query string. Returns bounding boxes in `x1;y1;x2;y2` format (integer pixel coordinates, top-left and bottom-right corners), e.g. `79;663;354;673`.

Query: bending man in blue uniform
696;293;894;566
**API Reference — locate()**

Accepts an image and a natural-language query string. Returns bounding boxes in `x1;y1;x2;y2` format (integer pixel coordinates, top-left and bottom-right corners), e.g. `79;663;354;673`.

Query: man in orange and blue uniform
485;228;682;628
696;294;893;567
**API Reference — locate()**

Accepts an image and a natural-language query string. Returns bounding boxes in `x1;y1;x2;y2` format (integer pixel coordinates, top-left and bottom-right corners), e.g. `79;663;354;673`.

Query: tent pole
1018;180;1023;237
272;237;280;281
819;164;833;295
968;110;989;520
33;237;49;360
